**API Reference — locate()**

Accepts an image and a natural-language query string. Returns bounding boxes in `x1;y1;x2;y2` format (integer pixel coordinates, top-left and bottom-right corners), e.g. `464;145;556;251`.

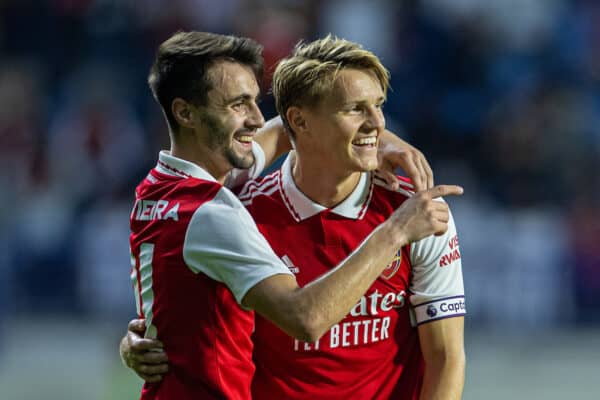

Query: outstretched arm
242;185;463;342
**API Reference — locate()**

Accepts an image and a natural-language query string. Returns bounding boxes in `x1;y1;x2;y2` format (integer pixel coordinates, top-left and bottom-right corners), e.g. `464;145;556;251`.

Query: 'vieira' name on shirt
132;199;180;221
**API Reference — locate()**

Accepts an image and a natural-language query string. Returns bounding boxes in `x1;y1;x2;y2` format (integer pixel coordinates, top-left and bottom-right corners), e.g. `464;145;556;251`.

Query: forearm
244;185;461;342
254;116;293;167
419;353;465;400
418;317;466;400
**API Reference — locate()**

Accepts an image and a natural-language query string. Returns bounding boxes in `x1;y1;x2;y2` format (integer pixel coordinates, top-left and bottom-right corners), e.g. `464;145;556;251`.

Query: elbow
426;348;466;371
444;349;466;369
284;300;329;342
287;313;327;343
302;324;327;343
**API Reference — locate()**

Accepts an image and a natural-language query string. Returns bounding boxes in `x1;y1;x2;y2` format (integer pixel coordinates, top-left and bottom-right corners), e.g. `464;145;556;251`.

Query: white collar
155;150;218;183
280;155;373;222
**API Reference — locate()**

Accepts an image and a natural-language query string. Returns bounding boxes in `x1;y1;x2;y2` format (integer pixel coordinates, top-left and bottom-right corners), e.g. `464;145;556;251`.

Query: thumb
128;318;146;333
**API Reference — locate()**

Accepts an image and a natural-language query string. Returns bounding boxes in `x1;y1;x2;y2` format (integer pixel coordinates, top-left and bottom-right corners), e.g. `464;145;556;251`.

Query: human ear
286;106;308;134
172;98;195;129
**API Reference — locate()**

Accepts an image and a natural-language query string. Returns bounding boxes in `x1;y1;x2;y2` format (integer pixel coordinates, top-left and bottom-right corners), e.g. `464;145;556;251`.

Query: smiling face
298;68;385;175
193;60;265;172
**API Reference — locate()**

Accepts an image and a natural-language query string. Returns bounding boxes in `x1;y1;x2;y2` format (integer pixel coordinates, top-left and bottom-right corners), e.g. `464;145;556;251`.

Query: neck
292;154;361;208
170;131;230;184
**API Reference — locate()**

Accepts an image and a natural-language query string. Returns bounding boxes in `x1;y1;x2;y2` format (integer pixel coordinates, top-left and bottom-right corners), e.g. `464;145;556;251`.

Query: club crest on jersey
381;249;402;279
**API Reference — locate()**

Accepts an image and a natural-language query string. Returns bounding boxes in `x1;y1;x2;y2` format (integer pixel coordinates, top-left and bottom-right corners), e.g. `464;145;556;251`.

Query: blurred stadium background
0;0;599;399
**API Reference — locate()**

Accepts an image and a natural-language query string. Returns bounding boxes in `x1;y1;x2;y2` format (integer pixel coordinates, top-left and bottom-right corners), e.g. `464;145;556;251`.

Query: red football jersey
239;155;465;400
129;150;292;400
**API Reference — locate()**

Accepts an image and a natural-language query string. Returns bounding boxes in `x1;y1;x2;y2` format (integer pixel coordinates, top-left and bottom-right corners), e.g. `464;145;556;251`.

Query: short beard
224;145;255;169
199;110;255;170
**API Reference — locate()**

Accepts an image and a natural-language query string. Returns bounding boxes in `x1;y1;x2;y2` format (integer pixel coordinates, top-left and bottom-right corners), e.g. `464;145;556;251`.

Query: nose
245;101;265;129
364;105;385;132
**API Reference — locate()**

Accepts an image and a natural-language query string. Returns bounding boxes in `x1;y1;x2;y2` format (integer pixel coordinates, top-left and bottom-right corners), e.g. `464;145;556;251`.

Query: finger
138;363;169;375
138;372;164;383
431;210;449;223
431;201;449;212
401;153;424;192
418;154;434;189
136;350;169;364
128;319;146;333
374;169;399;191
433;221;449;236
410;152;427;192
130;336;164;351
422;185;464;199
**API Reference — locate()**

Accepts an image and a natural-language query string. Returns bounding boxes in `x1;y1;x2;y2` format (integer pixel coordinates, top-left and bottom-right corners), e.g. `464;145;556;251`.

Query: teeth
352;137;377;145
237;135;253;143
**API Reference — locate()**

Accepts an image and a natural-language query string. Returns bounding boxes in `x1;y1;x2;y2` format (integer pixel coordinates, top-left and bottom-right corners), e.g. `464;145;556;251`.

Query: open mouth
236;135;253;143
234;134;254;147
352;137;377;147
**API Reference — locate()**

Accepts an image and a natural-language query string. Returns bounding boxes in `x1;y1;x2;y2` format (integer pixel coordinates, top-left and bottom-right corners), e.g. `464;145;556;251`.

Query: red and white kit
239;155;465;400
129;148;292;400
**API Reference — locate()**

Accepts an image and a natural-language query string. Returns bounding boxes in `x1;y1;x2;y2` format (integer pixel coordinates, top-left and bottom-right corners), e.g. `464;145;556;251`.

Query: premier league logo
381;249;402;280
426;305;438;318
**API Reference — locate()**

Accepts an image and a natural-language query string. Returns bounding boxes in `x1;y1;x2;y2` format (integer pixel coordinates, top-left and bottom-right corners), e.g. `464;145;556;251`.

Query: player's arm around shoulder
253;116;293;167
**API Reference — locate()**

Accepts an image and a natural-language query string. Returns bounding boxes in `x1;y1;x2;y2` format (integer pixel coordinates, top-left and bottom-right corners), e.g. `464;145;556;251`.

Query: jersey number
130;243;158;338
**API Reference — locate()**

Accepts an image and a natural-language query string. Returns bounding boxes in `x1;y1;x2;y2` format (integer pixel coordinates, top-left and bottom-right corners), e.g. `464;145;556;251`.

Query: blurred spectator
0;0;597;329
74;190;136;320
46;64;148;202
568;196;600;324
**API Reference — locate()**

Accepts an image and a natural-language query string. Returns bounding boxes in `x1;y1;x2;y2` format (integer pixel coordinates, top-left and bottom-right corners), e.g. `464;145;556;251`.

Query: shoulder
132;175;224;223
163;177;224;212
237;170;281;206
372;174;415;206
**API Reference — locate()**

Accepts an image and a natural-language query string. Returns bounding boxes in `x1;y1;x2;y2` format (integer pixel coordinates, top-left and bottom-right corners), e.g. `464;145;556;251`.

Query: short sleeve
409;203;465;325
182;187;292;305
225;142;266;189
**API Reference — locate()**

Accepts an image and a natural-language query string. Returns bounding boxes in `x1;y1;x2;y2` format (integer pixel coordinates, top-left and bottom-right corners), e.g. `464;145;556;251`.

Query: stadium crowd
0;0;598;337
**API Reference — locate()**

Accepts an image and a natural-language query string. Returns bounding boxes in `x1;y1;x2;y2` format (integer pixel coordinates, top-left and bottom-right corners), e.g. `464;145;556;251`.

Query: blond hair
272;34;389;137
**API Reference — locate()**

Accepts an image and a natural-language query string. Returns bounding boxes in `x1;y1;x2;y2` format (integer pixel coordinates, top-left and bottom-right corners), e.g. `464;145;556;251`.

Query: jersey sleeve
225;142;266;189
409;202;465;325
182;187;292;306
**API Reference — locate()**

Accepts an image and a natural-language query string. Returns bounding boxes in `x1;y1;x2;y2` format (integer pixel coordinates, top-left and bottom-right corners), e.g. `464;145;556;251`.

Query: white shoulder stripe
241;184;279;206
373;176;414;197
238;173;279;200
398;180;414;189
238;179;278;201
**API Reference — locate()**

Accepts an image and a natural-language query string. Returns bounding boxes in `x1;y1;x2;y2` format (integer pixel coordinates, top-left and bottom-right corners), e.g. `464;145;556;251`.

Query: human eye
344;104;363;114
231;99;249;112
